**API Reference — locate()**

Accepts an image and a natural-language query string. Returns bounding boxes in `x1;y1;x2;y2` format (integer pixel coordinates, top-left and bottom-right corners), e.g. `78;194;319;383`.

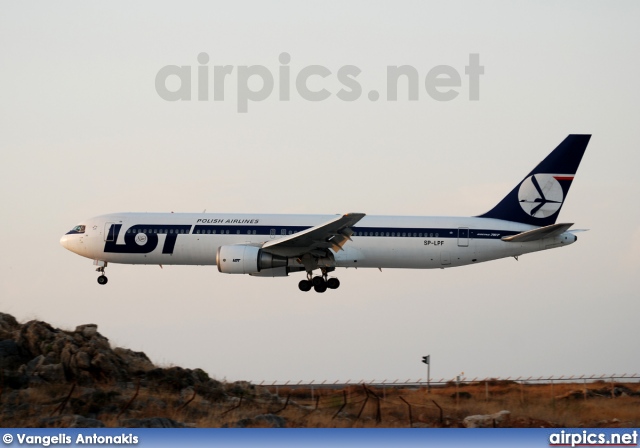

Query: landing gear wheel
327;278;340;289
312;276;325;287
298;280;312;292
313;282;327;293
97;275;108;285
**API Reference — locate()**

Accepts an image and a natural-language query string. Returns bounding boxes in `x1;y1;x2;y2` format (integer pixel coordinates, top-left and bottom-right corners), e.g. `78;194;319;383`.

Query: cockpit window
67;225;86;234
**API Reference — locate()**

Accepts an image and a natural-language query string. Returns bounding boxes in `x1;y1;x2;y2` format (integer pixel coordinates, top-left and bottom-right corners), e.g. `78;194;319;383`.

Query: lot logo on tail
518;174;572;218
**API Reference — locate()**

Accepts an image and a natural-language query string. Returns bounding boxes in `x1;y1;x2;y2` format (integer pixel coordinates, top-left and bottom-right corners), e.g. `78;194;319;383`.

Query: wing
501;223;574;243
261;213;366;257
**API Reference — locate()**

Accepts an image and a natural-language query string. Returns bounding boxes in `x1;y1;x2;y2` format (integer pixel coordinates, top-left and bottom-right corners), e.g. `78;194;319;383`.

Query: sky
1;1;639;385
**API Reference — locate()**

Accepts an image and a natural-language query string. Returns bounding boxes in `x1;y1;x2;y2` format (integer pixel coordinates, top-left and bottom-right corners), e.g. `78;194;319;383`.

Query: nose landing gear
95;261;108;285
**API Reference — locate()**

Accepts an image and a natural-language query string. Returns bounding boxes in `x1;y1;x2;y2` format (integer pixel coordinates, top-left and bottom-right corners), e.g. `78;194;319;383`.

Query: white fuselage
59;212;577;271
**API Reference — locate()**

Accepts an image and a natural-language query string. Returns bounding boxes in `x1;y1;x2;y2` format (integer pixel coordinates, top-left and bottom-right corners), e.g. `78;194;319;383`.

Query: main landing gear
298;269;340;293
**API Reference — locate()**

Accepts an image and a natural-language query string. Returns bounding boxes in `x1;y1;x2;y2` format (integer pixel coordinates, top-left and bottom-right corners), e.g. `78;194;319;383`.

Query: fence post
332;390;348;420
611;377;615;398
399;396;413;428
431;399;444;425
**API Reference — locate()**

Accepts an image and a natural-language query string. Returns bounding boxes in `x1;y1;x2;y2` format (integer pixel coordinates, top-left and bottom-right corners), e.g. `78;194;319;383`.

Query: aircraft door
457;227;469;247
104;222;117;242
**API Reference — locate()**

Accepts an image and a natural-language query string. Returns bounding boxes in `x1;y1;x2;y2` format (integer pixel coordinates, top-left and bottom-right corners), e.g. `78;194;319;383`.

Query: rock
0;339;31;369
120;417;187;428
180;386;196;401
34;363;65;383
234;414;287;428
463;410;511;428
75;351;92;370
39;415;106;428
0;312;20;339
1;370;29;389
17;320;65;358
24;354;46;374
75;324;98;338
8;315;147;386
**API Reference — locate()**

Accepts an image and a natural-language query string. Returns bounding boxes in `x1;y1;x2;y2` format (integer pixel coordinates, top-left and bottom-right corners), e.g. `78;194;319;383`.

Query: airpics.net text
155;52;483;112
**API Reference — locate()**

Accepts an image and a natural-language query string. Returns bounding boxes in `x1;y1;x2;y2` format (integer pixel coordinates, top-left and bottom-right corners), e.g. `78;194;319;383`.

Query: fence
248;374;640;427
259;373;640;390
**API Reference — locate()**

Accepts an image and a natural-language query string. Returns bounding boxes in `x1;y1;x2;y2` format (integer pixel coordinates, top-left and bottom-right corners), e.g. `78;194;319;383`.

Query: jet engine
216;245;288;275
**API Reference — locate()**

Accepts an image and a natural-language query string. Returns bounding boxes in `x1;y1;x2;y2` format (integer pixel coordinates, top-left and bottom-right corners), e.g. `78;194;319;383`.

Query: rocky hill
0;312;274;428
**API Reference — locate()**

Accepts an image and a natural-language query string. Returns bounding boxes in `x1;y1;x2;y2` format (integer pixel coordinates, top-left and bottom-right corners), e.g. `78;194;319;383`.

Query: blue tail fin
479;134;591;226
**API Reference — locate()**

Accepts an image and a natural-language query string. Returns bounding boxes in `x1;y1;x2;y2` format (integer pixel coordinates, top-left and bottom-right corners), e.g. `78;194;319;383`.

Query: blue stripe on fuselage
191;225;518;239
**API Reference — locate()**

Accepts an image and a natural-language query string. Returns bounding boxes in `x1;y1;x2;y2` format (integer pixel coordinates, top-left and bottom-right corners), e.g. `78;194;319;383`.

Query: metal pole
427;362;431;393
456;375;460;408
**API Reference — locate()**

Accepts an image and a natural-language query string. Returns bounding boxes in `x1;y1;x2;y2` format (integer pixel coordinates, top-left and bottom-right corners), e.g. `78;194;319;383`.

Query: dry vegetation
255;381;640;428
3;379;639;428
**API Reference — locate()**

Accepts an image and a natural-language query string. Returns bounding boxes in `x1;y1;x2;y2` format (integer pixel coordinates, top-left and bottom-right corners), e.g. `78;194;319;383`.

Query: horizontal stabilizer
502;223;574;243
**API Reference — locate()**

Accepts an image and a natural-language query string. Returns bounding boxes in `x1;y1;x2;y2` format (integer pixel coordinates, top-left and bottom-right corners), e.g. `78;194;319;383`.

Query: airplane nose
60;235;70;250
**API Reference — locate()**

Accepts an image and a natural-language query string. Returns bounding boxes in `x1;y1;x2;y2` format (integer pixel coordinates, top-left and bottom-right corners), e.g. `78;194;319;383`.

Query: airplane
60;134;591;293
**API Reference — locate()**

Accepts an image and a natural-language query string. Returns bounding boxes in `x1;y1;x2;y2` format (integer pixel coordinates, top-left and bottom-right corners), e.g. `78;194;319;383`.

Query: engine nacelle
216;245;288;274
